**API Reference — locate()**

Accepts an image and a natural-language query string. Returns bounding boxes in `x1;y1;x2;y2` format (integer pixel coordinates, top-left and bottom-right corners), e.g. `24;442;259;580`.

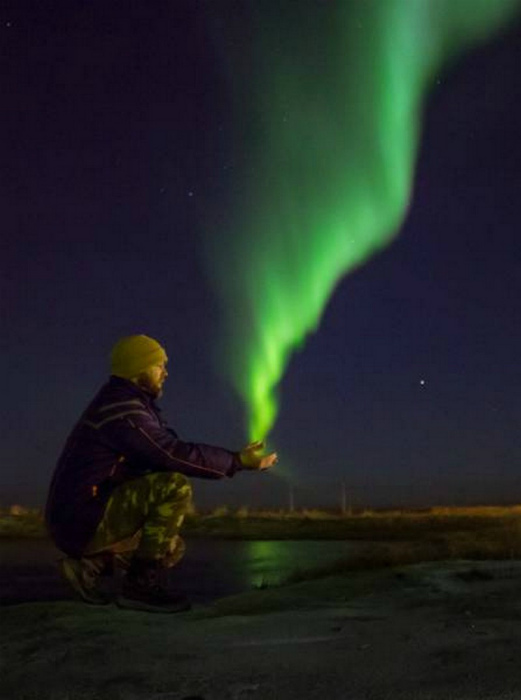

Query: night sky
2;2;520;510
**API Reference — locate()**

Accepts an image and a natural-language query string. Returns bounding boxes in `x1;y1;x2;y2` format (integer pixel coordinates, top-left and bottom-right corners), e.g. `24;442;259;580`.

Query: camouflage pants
84;471;192;566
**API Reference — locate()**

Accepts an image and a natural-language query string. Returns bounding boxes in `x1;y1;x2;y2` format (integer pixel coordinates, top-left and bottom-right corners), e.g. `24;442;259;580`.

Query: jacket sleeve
99;403;242;480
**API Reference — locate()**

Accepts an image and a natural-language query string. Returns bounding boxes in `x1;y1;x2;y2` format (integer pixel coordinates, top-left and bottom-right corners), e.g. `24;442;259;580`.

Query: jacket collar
108;375;158;408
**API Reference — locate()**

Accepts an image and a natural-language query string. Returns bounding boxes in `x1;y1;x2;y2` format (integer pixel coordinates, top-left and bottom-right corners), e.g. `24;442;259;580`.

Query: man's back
45;377;155;556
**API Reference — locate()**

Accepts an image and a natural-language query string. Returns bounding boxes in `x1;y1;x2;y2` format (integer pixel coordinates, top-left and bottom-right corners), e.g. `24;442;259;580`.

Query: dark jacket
45;376;242;557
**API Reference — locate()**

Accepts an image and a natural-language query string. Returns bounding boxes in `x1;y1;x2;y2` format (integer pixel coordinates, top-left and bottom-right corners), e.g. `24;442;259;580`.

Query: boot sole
116;595;191;614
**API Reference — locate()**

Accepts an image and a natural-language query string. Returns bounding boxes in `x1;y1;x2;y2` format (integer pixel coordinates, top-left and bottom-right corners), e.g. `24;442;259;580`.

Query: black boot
117;557;190;613
58;553;113;605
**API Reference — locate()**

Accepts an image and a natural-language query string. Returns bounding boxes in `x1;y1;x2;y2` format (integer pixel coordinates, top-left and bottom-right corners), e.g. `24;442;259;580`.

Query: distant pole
289;484;295;512
341;481;352;516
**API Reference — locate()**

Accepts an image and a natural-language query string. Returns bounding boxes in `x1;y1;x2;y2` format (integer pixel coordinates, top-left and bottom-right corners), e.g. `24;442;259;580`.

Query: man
45;334;277;613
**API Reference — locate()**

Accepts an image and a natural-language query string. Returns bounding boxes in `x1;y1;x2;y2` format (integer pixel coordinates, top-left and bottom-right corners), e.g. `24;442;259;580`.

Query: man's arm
87;394;277;478
99;408;242;479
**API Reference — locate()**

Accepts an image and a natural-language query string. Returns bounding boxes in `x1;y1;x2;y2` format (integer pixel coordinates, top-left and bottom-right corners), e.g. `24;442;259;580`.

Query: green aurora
203;0;521;444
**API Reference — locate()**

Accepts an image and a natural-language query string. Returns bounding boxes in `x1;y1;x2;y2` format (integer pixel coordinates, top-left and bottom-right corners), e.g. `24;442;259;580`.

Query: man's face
138;360;168;398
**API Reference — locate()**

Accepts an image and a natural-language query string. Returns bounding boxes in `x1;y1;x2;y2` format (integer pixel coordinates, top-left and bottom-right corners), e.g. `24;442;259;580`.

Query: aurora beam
203;0;520;442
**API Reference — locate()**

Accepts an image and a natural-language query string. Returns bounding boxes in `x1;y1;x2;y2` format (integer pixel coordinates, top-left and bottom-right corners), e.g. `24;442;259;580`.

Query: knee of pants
174;473;192;502
151;471;192;502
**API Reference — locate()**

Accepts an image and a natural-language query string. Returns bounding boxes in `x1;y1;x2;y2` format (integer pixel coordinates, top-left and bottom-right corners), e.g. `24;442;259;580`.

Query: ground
2;559;521;700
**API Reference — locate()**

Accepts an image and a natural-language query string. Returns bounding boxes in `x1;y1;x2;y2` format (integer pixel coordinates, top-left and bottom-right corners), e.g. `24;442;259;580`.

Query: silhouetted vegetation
0;507;45;538
182;505;521;543
3;505;521;574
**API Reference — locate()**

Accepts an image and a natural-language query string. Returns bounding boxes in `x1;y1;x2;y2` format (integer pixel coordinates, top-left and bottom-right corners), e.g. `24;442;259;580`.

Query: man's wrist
234;452;247;472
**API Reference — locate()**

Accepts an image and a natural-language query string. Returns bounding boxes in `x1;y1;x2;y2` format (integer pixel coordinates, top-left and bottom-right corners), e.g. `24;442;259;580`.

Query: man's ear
129;373;144;386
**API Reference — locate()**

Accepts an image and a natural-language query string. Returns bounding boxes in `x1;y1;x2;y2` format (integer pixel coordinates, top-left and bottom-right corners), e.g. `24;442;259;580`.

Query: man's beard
137;375;163;399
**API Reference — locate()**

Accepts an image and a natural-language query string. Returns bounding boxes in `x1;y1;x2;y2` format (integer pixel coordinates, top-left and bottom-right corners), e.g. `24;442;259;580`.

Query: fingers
248;440;264;451
259;452;278;470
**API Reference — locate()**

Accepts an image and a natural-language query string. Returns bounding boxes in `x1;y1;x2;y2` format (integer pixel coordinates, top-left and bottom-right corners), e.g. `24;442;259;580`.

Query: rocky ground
2;559;521;699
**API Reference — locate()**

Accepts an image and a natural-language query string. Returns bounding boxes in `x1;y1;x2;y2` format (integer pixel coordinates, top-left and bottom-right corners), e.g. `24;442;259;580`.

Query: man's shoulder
94;376;147;403
83;377;152;427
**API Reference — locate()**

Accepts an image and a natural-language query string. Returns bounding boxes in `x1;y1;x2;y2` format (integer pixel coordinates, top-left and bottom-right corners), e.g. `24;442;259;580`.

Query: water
0;538;364;605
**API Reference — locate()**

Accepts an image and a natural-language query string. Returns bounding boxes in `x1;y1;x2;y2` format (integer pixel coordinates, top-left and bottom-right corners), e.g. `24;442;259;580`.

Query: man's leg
62;471;192;607
85;471;192;564
103;472;193;612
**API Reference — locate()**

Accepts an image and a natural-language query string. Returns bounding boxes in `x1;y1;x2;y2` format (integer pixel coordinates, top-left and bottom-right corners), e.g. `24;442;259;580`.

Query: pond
0;538;366;605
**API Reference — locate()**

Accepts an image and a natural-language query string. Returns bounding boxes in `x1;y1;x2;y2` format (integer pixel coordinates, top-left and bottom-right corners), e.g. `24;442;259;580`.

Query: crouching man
45;334;277;613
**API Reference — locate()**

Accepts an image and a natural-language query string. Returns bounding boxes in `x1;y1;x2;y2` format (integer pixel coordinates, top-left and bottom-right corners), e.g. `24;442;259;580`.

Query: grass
0;508;47;538
181;504;521;542
170;504;521;586
3;505;521;578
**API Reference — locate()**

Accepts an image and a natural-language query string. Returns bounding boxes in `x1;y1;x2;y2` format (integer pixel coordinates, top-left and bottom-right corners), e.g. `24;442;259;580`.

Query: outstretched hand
239;440;278;471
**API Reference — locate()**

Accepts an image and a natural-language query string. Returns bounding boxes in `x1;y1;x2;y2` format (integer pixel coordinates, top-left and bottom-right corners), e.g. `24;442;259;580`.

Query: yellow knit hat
110;335;167;379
